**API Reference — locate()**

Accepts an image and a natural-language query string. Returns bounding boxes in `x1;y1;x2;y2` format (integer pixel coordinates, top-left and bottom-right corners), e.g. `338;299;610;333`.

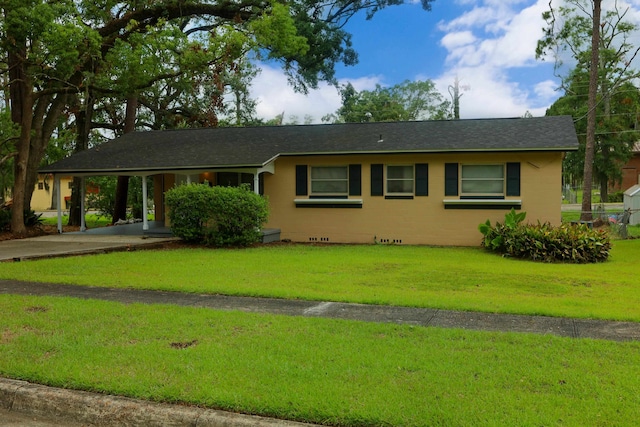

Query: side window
447;163;520;198
310;166;349;197
386;165;414;195
371;164;428;197
297;165;361;198
461;164;504;197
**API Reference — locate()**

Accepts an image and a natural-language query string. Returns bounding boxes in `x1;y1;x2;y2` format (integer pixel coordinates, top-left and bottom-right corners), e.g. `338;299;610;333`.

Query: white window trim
443;199;521;206
294;198;363;205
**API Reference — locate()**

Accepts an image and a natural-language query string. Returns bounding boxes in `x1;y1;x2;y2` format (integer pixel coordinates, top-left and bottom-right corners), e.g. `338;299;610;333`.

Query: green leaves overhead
251;2;309;59
1;0;101;84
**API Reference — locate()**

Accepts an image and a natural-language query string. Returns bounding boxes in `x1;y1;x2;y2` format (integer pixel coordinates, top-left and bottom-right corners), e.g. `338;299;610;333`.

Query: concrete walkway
2;280;639;341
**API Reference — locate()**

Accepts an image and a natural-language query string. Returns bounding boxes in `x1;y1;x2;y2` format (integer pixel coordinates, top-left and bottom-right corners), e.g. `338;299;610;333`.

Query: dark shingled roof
40;116;578;175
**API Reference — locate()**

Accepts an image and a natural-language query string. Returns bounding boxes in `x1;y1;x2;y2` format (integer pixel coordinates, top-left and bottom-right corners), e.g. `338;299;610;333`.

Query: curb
0;378;318;427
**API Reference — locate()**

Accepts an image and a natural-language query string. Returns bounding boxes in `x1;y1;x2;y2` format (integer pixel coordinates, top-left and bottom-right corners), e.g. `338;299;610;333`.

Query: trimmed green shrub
479;209;610;263
165;184;269;247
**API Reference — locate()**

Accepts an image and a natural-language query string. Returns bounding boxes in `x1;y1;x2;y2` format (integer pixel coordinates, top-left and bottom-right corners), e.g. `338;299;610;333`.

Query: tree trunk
10;87;34;235
8;39;29;234
600;176;608;203
112;96;138;224
68;95;94;226
580;0;601;222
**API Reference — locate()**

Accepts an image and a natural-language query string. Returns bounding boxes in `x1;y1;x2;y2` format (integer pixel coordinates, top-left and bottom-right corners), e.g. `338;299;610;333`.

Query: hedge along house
40;116;578;246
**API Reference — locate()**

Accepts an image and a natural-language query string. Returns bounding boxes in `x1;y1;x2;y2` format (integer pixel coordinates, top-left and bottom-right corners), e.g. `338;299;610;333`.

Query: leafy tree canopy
323;80;451;123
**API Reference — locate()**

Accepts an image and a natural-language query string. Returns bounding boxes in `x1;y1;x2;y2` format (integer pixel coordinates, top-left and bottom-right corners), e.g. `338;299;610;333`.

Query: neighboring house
31;174;73;211
40;116;578;246
615;142;640;192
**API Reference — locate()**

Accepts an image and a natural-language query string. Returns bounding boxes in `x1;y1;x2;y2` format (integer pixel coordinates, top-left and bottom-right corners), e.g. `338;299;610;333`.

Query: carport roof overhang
40;163;273;177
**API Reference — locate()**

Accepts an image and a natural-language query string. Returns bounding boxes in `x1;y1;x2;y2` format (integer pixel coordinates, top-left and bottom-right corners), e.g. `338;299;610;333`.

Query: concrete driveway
0;222;177;262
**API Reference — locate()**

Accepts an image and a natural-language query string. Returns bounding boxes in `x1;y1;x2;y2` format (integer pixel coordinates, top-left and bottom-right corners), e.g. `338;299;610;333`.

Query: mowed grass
2;241;640;321
1;295;639;426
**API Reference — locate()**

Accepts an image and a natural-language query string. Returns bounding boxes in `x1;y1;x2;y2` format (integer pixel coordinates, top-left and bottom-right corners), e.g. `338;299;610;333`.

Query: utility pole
448;76;470;120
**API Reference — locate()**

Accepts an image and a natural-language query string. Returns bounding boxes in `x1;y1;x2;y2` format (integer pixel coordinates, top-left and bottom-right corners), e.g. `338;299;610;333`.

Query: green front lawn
3;242;640;425
2;241;640;321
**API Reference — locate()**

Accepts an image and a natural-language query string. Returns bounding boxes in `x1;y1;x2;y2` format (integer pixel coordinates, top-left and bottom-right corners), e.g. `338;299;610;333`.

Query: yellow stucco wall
31;175;73;211
157;151;563;247
263;152;563;246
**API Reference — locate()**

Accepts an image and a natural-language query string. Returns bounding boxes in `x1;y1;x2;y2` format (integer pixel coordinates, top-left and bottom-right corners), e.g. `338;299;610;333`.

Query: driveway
0;222;176;262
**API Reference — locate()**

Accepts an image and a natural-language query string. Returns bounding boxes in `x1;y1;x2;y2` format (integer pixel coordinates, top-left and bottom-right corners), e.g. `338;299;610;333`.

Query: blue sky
249;0;640;123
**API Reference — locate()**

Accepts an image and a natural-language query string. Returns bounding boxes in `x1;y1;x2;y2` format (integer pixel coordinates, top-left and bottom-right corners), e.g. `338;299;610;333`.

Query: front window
217;172;254;191
311;166;348;196
461;164;504;196
386;165;414;195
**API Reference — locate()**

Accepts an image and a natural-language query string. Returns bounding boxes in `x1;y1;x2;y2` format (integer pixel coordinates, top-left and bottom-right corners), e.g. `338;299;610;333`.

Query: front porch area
69;221;281;243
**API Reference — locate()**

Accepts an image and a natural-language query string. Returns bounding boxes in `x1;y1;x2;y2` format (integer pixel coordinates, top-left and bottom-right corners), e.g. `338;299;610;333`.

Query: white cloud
433;0;559;118
534;79;560;101
250;64;384;124
440;31;476;50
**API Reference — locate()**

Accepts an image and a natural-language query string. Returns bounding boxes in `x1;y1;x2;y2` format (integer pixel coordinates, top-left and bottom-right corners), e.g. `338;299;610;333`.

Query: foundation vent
377;238;403;244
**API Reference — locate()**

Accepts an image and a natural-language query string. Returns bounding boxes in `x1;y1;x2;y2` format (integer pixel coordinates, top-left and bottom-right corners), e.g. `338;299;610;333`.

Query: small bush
0;206;43;231
608;191;624;203
165;184;269;247
0;207;10;231
479;209;610;263
24;209;43;227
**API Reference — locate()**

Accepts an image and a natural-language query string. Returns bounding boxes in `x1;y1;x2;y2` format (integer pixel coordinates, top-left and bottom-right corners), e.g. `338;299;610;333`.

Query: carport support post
142;175;149;231
254;171;259;195
80;177;86;232
55;175;62;233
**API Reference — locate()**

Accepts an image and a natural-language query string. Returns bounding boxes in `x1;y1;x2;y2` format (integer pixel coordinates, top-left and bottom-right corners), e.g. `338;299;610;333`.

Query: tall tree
583;0;601;219
537;0;640;218
324;80;451;123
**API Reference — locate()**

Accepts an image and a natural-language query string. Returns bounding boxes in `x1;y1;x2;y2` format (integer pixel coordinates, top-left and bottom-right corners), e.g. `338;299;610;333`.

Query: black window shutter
371;164;384;196
415;163;429;196
506;162;521;196
444;163;458;196
349;164;361;196
295;165;308;196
